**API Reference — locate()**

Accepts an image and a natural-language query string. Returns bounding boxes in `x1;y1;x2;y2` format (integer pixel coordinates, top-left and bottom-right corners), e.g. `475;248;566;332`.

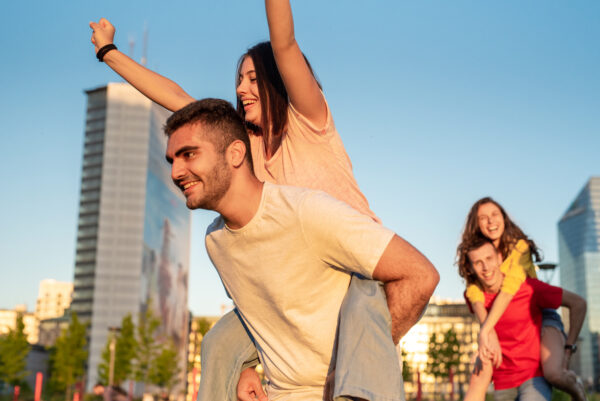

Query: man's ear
227;140;247;168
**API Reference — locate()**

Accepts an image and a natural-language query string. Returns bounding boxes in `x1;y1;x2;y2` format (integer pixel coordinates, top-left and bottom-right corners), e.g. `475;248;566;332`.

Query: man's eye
184;152;195;159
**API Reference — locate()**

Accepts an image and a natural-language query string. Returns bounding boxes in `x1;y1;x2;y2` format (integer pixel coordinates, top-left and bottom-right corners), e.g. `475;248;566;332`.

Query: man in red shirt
465;236;586;401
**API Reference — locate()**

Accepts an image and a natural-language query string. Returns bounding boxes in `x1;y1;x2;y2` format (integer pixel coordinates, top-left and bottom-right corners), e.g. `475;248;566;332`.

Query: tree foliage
0;314;30;386
149;341;180;393
133;306;161;387
401;348;412;383
48;313;88;401
93;305;186;397
97;314;137;386
195;318;212;337
426;328;460;379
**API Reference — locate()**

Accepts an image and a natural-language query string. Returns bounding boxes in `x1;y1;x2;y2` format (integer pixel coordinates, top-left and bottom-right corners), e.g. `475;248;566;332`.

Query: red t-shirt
483;278;562;390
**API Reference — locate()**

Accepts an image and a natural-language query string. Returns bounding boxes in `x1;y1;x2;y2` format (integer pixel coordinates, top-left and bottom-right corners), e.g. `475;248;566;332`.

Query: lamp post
108;326;121;387
537;263;557;284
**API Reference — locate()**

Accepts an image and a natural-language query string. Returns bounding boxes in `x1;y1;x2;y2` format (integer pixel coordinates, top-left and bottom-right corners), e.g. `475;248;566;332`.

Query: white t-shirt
205;182;394;400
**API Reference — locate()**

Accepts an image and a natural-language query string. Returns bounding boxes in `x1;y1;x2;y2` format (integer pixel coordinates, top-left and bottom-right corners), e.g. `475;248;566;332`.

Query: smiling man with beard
164;98;439;401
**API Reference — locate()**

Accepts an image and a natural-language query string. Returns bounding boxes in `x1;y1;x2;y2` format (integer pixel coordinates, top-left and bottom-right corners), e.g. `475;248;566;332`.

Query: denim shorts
495;376;552;401
541;308;567;339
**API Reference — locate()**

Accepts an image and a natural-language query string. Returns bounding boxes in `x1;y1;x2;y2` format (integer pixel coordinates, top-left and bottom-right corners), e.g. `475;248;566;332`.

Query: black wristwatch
565;344;578;353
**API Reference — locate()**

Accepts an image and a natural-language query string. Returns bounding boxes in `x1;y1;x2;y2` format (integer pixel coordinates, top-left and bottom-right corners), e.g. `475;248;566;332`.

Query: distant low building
0;305;39;344
35;279;73;321
401;296;479;400
186;315;220;401
37;309;72;347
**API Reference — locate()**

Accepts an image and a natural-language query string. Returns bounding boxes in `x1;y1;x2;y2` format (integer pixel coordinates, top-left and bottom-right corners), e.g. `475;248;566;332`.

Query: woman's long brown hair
456;197;541;286
236;42;320;157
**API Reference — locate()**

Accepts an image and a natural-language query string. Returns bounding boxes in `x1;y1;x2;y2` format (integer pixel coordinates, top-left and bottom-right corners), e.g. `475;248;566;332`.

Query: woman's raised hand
89;18;116;53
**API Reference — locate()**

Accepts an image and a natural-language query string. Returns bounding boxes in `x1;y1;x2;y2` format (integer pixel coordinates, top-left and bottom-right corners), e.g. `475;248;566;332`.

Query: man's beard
186;158;232;211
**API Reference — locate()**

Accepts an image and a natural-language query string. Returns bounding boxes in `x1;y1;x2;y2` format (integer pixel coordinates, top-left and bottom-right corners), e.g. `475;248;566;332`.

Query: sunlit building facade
71;83;191;392
0;305;39;344
558;177;600;390
35;279;73;321
186;316;220;401
401;297;479;400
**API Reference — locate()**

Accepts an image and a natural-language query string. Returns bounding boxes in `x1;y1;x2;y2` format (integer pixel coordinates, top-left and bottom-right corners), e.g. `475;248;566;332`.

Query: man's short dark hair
165;98;254;170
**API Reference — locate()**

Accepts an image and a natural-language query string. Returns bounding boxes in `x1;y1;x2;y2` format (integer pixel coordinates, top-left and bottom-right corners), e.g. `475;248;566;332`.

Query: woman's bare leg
540;326;586;401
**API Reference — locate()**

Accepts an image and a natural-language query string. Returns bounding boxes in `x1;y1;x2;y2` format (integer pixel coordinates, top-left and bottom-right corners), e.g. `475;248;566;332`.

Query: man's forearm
384;275;437;344
562;289;587;346
567;301;586;346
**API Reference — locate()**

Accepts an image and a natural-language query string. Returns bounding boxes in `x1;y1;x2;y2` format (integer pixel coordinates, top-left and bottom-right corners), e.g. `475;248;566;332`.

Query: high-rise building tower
558;176;600;390
72;83;191;391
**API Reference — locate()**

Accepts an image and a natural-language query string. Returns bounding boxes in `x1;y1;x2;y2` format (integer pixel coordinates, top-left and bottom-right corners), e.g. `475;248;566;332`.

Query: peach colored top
249;100;379;223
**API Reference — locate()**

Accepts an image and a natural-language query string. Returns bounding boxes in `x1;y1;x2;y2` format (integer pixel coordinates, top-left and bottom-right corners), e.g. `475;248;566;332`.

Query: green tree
48;313;88;401
149;342;180;396
97;314;137;386
0;314;30;386
195;318;212;337
426;328;460;379
426;328;460;400
133;306;161;391
401;348;412;383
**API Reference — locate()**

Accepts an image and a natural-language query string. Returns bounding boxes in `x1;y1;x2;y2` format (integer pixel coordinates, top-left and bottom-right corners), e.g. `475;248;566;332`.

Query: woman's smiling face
236;56;262;127
477;202;505;247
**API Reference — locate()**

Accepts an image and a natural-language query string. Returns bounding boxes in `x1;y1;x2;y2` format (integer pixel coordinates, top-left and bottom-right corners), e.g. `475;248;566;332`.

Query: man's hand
237;367;267;401
478;326;502;368
89;18;116;53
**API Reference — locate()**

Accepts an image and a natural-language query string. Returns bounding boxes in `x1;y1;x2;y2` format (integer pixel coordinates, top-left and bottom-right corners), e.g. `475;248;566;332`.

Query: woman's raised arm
265;0;327;127
90;18;194;112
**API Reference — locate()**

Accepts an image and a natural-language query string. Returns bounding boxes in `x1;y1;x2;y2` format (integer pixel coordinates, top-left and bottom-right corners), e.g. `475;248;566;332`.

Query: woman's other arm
90;18;194;112
264;0;327;127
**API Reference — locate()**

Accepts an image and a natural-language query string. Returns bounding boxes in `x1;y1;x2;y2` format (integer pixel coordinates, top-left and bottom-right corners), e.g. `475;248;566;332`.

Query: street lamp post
108;326;121;387
537;263;557;284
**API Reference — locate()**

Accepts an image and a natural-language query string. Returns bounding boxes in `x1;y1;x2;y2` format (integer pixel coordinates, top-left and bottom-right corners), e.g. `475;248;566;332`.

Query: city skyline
1;1;599;316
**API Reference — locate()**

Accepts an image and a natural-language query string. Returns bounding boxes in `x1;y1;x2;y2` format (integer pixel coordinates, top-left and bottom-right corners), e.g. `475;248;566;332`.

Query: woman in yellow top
457;197;586;401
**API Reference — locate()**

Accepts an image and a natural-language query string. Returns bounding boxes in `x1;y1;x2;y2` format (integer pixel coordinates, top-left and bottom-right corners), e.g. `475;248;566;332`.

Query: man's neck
217;174;264;230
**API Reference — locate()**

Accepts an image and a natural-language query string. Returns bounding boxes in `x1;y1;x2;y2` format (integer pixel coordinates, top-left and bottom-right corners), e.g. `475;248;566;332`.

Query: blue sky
1;1;598;315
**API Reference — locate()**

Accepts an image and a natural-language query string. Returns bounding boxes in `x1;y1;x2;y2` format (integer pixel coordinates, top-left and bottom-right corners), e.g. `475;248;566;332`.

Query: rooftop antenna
141;22;148;66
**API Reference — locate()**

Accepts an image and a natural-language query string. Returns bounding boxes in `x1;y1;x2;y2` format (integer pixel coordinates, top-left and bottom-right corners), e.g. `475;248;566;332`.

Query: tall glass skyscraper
72;83;191;391
558;177;600;390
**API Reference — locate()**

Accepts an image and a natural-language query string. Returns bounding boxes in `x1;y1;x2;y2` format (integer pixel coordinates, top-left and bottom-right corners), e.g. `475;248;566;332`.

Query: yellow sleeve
500;239;536;294
465;282;485;304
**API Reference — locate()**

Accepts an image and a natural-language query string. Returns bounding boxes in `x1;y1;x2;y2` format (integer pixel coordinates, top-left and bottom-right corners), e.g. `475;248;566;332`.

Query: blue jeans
197;275;405;401
494;377;552;401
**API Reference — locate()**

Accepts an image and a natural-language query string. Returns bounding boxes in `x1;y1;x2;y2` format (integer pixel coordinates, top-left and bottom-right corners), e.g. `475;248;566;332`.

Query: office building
558;176;600;390
35;279;73;321
0;305;39;344
186;315;220;401
71;83;191;391
401;297;479;399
